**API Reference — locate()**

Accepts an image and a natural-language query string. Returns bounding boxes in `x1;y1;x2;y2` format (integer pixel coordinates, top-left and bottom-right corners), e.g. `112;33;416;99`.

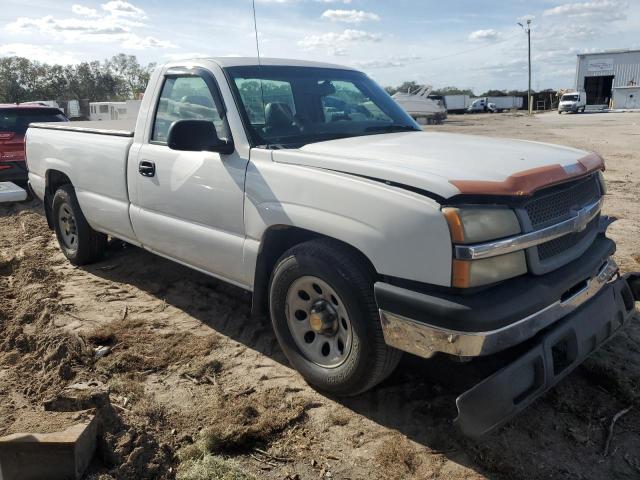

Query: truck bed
26;119;137;243
29;119;135;137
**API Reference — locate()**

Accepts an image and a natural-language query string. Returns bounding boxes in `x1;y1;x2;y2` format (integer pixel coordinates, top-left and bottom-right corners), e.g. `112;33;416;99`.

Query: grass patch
376;435;421;480
185;358;223;379
177;454;255;480
132;398;170;426
327;408;350;427
182;388;308;455
109;374;145;403
84;318;218;374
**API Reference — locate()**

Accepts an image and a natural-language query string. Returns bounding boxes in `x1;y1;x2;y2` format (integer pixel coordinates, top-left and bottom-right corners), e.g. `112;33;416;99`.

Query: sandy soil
1;111;639;480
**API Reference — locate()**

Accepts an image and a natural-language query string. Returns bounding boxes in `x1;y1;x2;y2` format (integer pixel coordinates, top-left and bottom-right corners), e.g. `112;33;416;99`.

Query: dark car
0;104;68;186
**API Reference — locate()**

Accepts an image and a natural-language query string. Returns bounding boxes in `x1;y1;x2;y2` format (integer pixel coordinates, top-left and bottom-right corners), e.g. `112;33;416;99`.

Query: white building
575;49;640;108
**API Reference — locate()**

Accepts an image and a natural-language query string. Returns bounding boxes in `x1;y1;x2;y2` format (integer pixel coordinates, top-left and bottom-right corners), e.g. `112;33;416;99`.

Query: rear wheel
269;239;402;396
52;184;107;265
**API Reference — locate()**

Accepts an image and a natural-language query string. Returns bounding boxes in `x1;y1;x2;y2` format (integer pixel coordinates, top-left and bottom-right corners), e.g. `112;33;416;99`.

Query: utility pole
518;19;532;115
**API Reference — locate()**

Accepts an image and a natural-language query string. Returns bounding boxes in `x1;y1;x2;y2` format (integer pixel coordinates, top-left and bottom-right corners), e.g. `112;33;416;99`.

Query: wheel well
251;225;376;318
43;170;72;229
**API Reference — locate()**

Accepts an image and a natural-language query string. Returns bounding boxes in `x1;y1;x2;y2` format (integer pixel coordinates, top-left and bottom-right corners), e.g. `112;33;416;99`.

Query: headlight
442;206;525;287
442;206;521;244
452;252;527;288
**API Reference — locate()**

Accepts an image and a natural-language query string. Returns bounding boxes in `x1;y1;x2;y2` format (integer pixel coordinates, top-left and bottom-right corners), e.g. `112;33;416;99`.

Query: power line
410;32;522;64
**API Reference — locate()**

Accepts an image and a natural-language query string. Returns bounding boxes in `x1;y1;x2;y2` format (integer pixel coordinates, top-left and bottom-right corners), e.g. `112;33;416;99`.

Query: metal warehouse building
575;49;640;108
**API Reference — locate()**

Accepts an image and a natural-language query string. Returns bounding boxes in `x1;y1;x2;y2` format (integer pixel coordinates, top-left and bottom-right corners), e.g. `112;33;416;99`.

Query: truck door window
151;76;224;143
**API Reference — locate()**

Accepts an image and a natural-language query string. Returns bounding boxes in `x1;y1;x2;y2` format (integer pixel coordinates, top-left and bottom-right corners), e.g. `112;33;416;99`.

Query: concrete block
0;414;97;480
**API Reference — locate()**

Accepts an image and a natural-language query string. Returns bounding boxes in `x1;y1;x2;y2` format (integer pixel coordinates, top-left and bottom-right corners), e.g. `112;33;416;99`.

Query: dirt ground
1;111;640;480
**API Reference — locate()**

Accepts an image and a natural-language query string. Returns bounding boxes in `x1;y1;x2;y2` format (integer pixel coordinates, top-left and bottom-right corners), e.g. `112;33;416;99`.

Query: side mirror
167;119;234;154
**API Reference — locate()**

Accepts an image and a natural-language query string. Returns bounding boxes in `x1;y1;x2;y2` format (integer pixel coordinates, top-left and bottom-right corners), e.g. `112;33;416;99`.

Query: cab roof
163;57;357;71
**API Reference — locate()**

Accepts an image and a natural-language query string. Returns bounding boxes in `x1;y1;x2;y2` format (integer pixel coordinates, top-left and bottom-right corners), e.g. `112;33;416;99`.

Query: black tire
269;239;402;396
52;184;107;265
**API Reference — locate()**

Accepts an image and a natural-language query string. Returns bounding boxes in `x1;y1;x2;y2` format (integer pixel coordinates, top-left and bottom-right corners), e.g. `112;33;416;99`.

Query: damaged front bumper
375;236;639;436
455;272;638;437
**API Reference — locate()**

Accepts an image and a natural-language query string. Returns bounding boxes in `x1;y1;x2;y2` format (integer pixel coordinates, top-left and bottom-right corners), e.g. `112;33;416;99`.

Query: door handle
138;160;155;177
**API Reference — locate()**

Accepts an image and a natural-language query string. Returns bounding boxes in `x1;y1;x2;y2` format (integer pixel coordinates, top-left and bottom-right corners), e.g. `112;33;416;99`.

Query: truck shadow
84;241;640;480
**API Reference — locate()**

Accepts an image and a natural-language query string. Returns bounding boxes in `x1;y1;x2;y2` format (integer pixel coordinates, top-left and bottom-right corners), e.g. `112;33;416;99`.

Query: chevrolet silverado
25;58;640;436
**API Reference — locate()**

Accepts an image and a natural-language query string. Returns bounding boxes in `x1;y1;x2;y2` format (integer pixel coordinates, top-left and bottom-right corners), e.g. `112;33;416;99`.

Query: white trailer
443;95;471;113
89;101;142;121
487;96;524;110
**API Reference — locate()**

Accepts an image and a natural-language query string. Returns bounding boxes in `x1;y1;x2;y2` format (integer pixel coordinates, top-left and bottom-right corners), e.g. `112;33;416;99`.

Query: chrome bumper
380;257;620;358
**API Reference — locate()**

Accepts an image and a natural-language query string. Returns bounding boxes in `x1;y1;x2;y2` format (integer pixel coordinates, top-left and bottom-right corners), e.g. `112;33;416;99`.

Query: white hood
271;131;596;199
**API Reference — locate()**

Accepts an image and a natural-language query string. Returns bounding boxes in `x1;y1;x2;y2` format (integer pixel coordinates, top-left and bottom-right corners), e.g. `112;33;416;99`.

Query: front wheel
269;239;402;396
52;184;107;265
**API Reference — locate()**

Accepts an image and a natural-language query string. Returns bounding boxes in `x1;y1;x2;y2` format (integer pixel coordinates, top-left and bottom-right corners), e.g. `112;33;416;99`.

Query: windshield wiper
364;125;421;133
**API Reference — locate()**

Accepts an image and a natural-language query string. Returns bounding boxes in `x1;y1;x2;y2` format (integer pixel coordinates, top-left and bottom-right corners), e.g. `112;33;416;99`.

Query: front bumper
559;105;578;112
455;273;638;436
376;236;618;358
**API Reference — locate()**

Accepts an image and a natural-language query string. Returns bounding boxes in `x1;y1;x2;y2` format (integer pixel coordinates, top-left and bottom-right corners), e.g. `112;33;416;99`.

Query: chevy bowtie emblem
574;207;590;232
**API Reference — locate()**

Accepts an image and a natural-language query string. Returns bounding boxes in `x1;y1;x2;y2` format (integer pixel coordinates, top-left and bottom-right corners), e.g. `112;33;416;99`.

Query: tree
480;89;507;97
431;86;474;96
0;57;27;103
0;54;156;103
107;54;155;99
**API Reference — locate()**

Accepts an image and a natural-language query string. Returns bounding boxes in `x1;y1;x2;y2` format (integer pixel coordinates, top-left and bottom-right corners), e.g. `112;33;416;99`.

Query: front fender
244;159;452;287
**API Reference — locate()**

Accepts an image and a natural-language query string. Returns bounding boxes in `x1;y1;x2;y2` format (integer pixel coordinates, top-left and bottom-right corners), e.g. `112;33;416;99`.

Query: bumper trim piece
379;257;619;358
454;197;603;260
455;273;638;437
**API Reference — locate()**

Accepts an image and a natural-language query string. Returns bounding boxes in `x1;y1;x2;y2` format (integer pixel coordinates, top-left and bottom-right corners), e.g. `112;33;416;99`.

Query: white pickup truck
25;58;639;436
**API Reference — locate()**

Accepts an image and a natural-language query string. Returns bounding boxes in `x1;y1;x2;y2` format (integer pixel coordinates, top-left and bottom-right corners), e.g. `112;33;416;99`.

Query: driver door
129;70;249;286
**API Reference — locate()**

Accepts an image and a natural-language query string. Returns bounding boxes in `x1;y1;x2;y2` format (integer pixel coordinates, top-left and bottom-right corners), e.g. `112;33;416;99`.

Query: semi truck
24;58;639;437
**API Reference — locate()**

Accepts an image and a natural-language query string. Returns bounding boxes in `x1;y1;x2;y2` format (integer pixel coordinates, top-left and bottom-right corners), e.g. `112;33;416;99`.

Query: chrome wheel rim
285;276;353;368
58;203;78;252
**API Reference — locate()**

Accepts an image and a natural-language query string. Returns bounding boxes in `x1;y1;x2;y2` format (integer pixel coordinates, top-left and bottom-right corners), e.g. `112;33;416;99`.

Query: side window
151;76;224;143
99;105;109;113
234;78;295;125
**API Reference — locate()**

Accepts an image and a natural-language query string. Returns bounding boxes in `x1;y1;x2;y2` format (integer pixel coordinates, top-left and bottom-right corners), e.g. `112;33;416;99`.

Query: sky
1;0;638;93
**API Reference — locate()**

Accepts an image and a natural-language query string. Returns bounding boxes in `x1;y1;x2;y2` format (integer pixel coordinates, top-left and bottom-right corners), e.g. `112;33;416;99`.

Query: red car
0;104;68;186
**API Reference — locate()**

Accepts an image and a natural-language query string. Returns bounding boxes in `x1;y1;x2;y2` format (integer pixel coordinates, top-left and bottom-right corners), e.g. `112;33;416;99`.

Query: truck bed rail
29;120;135;137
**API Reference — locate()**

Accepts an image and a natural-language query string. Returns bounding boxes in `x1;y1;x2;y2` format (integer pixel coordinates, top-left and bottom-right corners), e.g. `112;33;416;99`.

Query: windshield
225;66;420;148
0;108;68;135
561;95;579;102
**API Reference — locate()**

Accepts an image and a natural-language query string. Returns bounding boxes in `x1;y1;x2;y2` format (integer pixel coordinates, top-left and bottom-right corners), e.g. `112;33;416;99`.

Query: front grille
524;174;600;229
537;215;599;261
520;173;602;271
